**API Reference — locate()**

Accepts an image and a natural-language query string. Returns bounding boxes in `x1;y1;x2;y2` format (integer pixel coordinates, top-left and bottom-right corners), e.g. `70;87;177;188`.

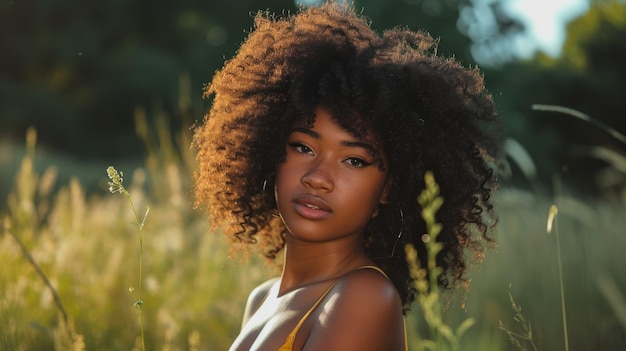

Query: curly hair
192;2;503;311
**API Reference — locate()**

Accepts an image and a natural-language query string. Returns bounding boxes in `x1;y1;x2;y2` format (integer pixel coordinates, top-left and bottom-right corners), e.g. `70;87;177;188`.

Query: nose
301;157;334;192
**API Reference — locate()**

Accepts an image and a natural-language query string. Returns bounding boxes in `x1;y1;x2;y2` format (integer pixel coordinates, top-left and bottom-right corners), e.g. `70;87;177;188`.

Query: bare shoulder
305;268;405;351
337;267;402;309
240;277;279;328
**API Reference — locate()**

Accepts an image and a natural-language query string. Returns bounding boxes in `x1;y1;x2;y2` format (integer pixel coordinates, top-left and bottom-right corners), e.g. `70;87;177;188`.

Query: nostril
301;166;333;191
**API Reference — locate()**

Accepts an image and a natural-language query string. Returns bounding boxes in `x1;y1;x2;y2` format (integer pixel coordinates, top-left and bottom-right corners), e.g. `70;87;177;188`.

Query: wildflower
107;166;126;195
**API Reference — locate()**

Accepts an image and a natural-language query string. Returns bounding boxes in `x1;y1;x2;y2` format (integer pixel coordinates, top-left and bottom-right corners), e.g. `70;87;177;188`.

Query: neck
278;234;372;295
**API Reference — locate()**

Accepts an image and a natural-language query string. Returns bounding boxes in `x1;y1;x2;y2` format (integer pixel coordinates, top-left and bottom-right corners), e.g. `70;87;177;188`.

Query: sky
296;0;591;60
503;0;589;57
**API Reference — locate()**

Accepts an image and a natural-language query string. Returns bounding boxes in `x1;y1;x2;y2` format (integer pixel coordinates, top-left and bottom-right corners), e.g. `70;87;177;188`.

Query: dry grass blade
531;104;626;146
4;226;71;340
570;145;626;174
505;138;537;179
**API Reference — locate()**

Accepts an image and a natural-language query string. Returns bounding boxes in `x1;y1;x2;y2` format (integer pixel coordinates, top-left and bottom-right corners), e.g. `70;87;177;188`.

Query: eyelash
287;141;312;154
345;157;372;168
286;141;373;168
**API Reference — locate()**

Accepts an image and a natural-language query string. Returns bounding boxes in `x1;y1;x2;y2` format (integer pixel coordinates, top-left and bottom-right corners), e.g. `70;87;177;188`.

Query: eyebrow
290;127;376;153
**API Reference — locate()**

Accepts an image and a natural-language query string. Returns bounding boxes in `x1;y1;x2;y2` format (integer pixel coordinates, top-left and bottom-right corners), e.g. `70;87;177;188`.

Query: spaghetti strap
277;280;339;351
355;265;390;278
277;265;408;351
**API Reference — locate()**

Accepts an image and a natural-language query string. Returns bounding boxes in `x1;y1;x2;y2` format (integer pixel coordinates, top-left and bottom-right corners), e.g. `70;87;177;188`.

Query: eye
287;141;313;155
344;157;372;168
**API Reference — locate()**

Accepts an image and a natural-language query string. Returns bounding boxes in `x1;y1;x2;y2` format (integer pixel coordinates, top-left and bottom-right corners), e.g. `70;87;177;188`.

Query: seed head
107;166;126;195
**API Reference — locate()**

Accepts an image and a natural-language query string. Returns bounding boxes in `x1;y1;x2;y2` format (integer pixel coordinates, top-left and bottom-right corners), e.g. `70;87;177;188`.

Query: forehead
291;106;379;143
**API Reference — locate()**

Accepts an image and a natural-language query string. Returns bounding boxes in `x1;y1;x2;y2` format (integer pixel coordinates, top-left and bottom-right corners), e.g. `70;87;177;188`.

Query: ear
379;176;393;205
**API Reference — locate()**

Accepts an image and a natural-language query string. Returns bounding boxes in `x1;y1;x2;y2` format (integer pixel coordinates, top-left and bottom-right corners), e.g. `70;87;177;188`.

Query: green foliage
2;2;626;349
353;0;475;63
561;0;626;71
484;1;626;193
0;0;296;160
0;0;523;166
405;171;476;351
0;115;274;350
1;110;625;349
477;187;626;350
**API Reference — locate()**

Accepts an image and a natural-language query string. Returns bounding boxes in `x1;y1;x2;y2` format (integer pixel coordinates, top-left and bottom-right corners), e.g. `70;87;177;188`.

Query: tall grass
1;145;273;350
1;91;625;349
0;88;275;350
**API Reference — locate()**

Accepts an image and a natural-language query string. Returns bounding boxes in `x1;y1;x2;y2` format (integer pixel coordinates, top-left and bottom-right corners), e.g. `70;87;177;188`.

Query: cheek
274;164;293;206
343;176;387;212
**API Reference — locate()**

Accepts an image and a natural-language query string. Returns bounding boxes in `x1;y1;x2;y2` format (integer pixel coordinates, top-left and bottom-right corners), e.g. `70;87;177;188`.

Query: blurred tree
353;0;526;65
352;0;474;64
483;0;626;195
0;0;525;165
0;0;295;160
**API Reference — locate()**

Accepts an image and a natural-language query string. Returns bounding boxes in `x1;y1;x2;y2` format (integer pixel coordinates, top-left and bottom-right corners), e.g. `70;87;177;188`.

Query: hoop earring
389;206;404;257
262;177;281;218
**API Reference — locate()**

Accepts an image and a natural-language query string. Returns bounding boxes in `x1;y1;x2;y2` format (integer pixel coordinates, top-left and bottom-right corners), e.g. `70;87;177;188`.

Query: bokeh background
1;0;625;350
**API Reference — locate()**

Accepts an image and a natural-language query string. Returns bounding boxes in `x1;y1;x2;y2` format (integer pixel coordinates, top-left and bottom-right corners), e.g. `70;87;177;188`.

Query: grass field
2;118;625;350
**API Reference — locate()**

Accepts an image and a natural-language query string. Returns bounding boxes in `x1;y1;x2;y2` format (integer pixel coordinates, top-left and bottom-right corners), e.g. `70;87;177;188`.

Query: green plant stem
108;165;148;351
125;192;147;351
126;193;144;302
138;227;145;351
554;216;569;351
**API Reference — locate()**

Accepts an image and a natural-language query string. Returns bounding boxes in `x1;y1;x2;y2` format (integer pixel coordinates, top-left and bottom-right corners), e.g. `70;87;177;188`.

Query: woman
192;2;503;350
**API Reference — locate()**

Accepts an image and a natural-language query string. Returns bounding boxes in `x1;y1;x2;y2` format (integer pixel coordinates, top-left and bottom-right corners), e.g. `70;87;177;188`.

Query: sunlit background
1;0;625;350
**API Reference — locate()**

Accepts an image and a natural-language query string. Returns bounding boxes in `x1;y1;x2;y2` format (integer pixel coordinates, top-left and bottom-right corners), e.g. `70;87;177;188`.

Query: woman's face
275;106;391;243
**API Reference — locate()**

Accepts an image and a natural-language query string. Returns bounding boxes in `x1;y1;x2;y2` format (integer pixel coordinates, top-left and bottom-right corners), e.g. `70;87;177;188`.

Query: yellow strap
277;333;295;351
277;279;339;350
355;265;389;278
277;265;408;351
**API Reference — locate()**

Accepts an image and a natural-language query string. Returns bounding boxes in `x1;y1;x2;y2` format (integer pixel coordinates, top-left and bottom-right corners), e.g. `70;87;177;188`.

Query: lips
292;195;333;219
